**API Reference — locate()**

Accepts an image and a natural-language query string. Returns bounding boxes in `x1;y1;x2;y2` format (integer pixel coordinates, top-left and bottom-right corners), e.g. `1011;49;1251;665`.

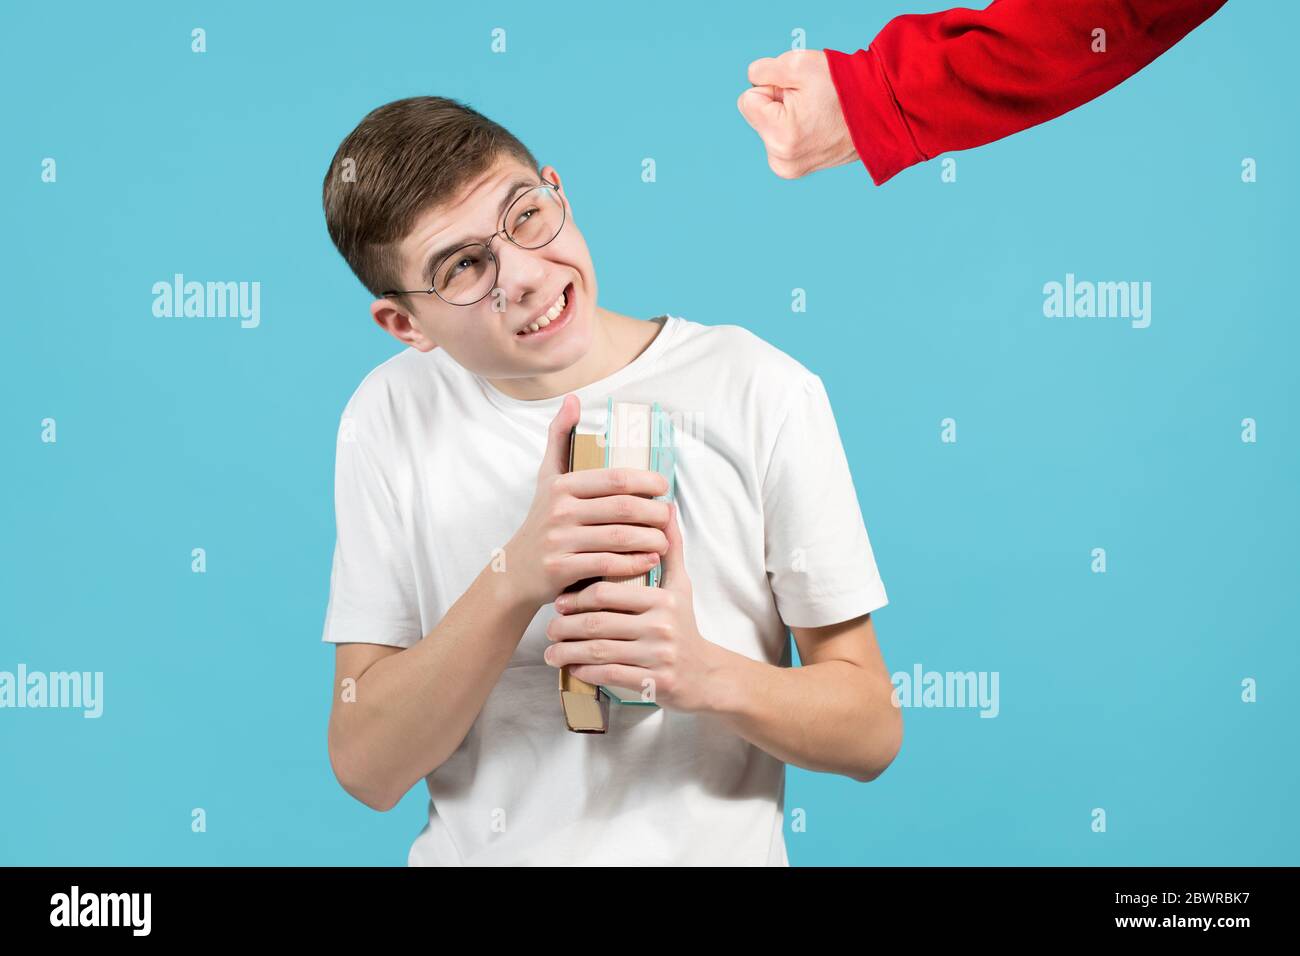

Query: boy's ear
540;164;572;223
540;164;563;194
370;297;438;352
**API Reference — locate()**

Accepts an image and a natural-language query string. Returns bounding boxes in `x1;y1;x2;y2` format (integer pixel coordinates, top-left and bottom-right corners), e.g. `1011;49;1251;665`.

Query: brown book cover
558;429;611;733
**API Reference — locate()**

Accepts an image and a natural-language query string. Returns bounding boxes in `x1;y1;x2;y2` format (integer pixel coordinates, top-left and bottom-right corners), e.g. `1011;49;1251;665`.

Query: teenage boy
320;96;899;866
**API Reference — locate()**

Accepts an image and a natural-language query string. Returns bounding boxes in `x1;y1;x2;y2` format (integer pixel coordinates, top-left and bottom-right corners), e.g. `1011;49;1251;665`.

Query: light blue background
2;0;1295;866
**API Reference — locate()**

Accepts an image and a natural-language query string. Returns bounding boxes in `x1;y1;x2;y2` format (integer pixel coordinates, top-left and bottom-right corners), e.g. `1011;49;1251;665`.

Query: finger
556;579;662;615
548;639;648;671
560;550;661;582
658;501;688;591
562;665;655;699
737;86;786;136
560;467;668;499
539;394;581;481
742;82;784;103
573;494;671;528
548;613;650;645
567;523;669;557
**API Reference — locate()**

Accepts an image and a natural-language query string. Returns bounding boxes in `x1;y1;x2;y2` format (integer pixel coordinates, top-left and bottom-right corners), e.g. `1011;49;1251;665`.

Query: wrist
822;46;920;186
700;644;759;719
479;546;543;619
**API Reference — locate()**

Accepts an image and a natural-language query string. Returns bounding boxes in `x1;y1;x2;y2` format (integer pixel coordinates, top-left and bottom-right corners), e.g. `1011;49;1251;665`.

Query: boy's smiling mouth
514;282;575;340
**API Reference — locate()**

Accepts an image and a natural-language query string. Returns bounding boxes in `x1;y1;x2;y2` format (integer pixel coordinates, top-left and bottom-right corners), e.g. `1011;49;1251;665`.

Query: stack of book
559;398;677;733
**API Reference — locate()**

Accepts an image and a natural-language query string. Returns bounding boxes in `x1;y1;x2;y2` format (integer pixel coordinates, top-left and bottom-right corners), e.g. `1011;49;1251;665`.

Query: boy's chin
460;291;594;378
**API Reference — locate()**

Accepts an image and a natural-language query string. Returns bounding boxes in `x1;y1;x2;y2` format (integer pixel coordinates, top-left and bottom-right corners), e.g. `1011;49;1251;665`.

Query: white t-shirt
320;314;889;866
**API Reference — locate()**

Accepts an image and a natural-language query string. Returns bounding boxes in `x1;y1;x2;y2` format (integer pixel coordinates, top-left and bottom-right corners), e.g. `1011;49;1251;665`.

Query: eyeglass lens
434;185;565;304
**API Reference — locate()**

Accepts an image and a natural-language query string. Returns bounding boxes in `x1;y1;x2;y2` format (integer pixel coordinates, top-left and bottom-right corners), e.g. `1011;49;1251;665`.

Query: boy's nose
491;242;553;302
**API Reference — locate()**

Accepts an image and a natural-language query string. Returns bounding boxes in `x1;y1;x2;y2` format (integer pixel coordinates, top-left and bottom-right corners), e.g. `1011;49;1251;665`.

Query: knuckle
583;613;602;635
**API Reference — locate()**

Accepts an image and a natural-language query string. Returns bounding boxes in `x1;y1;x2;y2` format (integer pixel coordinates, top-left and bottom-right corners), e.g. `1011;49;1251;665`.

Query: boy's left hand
544;501;725;713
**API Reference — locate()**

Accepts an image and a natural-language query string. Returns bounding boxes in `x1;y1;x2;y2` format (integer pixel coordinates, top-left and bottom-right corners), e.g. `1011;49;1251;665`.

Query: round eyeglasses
382;181;567;306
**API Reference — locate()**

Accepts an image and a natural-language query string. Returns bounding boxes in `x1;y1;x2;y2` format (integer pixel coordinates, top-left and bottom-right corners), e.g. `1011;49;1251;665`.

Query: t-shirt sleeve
320;405;424;649
761;371;888;629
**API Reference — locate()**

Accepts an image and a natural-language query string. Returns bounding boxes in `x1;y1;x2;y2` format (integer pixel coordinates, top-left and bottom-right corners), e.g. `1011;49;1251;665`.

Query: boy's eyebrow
419;177;538;285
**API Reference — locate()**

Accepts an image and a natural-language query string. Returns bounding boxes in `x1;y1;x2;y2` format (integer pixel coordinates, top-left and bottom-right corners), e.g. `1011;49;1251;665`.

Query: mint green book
598;398;677;705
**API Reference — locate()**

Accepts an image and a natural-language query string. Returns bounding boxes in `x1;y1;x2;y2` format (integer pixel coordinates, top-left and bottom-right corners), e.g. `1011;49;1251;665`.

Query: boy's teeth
519;289;567;335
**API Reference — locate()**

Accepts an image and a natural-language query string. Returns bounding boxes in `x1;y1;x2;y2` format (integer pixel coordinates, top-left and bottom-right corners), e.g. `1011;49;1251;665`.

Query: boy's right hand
504;394;671;609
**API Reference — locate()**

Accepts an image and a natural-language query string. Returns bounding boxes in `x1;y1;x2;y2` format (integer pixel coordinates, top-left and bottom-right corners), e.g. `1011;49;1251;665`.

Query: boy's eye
447;253;480;278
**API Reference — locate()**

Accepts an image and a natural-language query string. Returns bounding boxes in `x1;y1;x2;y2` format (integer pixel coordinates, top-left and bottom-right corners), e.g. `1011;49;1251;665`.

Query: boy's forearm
331;562;541;810
706;652;901;783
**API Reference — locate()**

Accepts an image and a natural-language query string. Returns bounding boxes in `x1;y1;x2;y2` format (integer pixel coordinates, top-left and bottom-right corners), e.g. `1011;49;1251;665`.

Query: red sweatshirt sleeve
823;0;1228;185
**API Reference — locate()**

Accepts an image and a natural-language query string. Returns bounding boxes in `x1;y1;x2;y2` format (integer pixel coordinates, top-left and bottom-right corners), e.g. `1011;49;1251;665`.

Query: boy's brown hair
322;96;540;302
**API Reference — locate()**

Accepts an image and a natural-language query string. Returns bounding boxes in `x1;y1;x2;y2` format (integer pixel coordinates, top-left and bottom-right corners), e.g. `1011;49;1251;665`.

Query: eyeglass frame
381;178;567;306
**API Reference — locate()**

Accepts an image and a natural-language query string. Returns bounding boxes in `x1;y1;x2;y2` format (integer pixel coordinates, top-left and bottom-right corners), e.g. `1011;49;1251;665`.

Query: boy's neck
482;307;664;402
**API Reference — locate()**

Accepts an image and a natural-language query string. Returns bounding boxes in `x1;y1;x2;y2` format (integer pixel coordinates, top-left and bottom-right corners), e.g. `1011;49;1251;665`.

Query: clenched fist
737;49;860;179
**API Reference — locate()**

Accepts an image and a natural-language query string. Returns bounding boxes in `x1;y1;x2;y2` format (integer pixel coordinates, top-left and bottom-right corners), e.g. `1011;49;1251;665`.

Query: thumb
746;55;795;91
658;501;689;592
538;393;581;480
